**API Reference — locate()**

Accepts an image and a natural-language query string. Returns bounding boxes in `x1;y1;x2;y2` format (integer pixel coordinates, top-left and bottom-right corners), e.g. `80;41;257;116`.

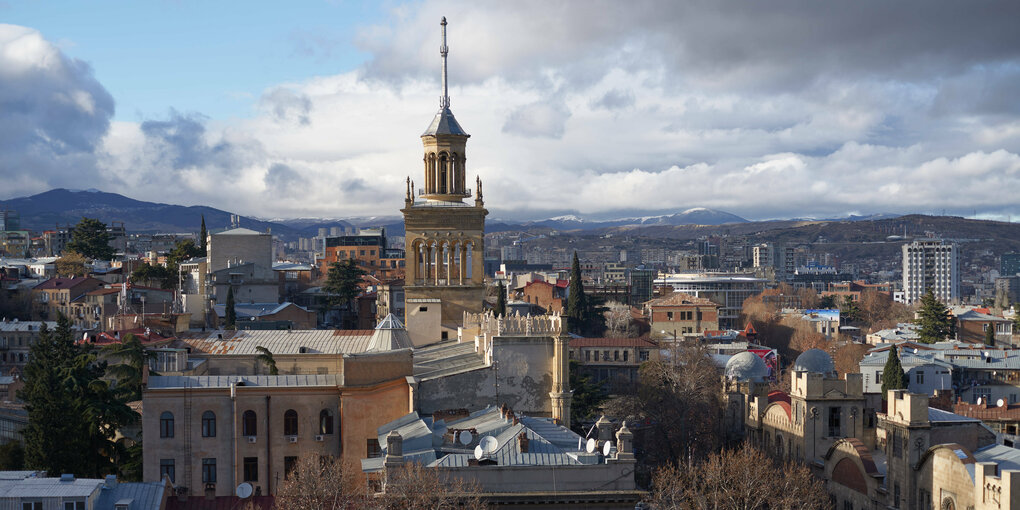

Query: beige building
207;228;272;273
400;18;486;341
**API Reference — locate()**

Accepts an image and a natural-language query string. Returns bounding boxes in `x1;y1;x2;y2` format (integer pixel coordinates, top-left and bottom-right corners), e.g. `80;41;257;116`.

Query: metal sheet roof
176;329;373;356
0;476;103;498
148;374;340;389
95;480;167;510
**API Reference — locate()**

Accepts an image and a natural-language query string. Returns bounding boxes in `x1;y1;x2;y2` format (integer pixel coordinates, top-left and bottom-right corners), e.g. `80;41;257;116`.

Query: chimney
104;474;118;489
518;432;529;453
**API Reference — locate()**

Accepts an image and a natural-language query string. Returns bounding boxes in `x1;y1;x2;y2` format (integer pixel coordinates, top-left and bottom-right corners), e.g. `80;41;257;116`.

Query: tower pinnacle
440;16;449;108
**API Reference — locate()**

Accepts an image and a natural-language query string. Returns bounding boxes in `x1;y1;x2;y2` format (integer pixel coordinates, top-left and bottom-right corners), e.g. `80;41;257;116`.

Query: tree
255;345;279;375
818;294;838;309
103;333;155;402
603;301;633;338
565;252;587;334
199;215;208;256
569;360;607;430
225;286;237;329
377;462;484;510
323;259;366;327
495;281;507;317
54;251;88;277
917;289;953;343
648;443;828;509
130;263;174;289
275;453;365;510
0;441;24;470
65;217;114;260
985;322;996;346
167;239;203;266
19;315;136;477
881;346;908;400
840;295;861;323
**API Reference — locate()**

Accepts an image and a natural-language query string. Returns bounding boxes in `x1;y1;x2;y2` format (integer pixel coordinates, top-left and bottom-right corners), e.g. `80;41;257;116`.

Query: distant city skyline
2;1;1019;222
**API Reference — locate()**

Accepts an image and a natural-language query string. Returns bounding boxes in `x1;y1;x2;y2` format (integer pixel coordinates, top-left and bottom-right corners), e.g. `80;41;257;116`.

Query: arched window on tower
439;153;448;194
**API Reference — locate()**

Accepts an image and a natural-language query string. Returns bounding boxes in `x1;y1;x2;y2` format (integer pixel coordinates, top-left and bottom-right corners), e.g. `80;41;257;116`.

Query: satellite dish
998;399;1006;408
977;397;984;405
585;438;597;453
602;440;613;456
474;445;484;460
235;483;253;499
480;435;499;454
458;430;473;445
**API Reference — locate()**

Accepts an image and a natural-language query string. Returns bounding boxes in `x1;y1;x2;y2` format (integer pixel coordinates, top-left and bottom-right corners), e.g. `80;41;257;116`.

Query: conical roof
422;107;469;137
366;314;414;352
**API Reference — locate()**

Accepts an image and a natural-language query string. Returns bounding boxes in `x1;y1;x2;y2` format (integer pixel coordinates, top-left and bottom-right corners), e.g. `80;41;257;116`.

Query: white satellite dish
458;430;473;445
474;445;484;460
235;482;253;499
585;438;597;453
977;397;984;405
480;435;499;454
998;399;1006;408
602;440;613;456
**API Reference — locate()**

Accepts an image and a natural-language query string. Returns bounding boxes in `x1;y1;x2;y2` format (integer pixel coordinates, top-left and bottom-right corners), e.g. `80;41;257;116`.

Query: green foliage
66;217;114;260
0;441;24;470
225;286;236;329
324;258;367;308
840;295;861;323
566;252;587;334
818;294;838;309
118;441;143;482
130;263;174;289
19;315;137;477
985;323;996;346
917;289;954;343
255;345;279;375
495;281;507;317
881;346;909;400
199;215;208;256
167;239;203;266
102;333;155;402
569;360;606;430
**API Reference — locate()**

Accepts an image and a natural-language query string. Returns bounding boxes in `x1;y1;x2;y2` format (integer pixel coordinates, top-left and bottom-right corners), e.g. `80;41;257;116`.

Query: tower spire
440;16;449;109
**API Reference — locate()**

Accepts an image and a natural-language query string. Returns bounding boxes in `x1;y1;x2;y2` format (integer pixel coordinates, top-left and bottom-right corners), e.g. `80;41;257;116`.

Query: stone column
406;240;417;284
549;333;572;428
444;243;451;285
458;244;465;285
472;239;484;284
383;430;404;490
615;421;635;461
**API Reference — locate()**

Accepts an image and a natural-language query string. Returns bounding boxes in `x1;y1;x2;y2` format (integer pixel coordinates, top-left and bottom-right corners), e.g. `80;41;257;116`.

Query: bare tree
648;443;829;510
376;462;485;510
603;301;632;338
275;453;366;510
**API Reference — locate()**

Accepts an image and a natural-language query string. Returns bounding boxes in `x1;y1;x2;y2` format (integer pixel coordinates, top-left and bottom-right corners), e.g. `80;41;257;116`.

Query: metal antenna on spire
440;16;449;109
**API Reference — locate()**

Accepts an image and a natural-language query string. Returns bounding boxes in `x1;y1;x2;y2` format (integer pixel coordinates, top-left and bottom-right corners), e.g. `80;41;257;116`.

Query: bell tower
401;17;487;344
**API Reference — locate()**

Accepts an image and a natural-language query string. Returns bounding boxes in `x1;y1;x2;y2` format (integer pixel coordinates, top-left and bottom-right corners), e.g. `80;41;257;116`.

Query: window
639;351;649;361
320;409;334;435
243;410;257;436
623;350;629;362
201;411;216;438
891;429;902;457
63;503;85;510
419;306;428;312
585;350;591;361
367;438;382;458
916;371;924;385
284;409;298;436
202;458;217;483
614;351;619;361
243;457;258;482
160;411;174;438
602;350;610;361
666;311;674;320
160;458;175;483
284;456;298;479
828;406;841;437
22;503;42;510
893;482;900;508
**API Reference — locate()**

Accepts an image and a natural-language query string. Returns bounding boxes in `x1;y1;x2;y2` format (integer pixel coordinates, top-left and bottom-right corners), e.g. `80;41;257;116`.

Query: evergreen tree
568;360;606;431
323;259;367;327
880;346;908;400
167;239;202;266
840;295;861;323
566;252;587;334
985;323;996;346
225;286;236;329
199;215;208;256
917;289;953;343
65;217;114;260
19;315;136;476
103;333;155;402
255;345;279;375
495;281;507;317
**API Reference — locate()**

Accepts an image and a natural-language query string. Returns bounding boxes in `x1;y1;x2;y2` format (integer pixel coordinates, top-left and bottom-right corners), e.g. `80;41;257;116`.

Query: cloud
590;89;635;111
259;87;313;126
502;100;571;139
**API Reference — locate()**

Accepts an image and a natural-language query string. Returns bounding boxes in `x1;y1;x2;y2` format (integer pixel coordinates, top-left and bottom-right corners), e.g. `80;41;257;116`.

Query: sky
2;1;1020;222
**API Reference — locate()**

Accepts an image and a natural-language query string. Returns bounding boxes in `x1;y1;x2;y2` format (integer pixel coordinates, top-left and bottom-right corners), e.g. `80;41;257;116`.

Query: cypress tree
199;215;208;256
225;286;236;329
880;346;909;400
566;252;587;334
496;281;507;317
985;323;996;346
917;289;953;343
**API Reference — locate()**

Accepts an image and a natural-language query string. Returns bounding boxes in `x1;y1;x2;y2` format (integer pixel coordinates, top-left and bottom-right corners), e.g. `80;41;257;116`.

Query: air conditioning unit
314;435;325;442
288;436;298;443
246;436;256;444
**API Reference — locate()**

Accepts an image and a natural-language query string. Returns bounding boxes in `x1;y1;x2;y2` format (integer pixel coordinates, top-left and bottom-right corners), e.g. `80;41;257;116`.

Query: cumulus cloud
502;100;571;139
259;87;313;126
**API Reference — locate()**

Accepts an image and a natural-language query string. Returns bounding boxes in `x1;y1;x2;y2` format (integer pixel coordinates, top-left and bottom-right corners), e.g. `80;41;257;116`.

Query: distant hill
516;208;749;230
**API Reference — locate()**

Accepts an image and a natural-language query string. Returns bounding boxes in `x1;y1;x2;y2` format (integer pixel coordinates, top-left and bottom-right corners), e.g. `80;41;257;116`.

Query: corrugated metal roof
928;407;980;423
0;477;103;498
95;479;167;510
176;329;372;355
148;374;340;389
974;444;1020;472
0;321;57;332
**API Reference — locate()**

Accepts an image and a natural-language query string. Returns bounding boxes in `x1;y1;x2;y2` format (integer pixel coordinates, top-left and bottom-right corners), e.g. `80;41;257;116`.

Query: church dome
793;348;835;375
725;351;769;382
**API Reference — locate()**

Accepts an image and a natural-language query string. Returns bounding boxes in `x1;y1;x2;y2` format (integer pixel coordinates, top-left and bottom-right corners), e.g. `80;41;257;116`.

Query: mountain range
0;188;897;239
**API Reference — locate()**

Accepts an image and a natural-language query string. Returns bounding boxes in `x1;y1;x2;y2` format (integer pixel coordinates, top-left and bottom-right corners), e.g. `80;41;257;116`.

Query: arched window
242;410;257;436
160;411;174;438
439;153;448;194
319;409;334;435
284;409;298;436
201;411;216;438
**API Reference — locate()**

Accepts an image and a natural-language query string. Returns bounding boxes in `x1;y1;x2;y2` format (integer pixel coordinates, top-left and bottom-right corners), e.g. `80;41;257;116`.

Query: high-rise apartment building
901;238;959;304
1001;252;1020;277
752;242;795;282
